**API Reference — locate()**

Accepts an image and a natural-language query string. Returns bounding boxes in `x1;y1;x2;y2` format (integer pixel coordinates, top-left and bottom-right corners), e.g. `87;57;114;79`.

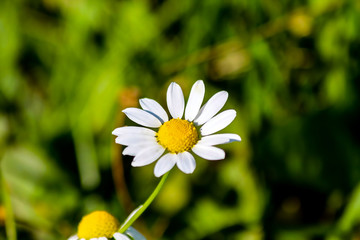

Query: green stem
118;172;169;233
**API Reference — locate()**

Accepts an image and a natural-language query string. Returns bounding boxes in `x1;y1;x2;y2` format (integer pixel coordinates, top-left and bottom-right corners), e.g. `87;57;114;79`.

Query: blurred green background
1;0;360;239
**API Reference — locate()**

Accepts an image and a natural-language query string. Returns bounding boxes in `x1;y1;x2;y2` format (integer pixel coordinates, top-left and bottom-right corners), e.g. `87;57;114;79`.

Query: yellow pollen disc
157;118;199;153
77;211;119;239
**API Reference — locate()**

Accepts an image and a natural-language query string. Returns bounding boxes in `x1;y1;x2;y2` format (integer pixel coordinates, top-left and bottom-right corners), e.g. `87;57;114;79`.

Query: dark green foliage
1;0;359;239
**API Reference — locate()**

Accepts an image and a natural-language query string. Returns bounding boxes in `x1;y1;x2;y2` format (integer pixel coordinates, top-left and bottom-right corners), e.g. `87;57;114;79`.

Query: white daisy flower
67;211;140;240
112;80;241;177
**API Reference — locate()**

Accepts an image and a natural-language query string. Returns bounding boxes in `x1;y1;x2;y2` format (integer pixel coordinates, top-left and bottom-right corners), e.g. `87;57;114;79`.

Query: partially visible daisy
113;80;241;177
68;211;136;240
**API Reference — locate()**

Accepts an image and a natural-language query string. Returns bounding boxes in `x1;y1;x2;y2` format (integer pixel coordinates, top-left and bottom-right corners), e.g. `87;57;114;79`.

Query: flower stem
118;172;169;233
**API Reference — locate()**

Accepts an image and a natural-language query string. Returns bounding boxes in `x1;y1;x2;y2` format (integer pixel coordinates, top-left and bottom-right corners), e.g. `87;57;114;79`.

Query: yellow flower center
157;118;199;153
77;211;119;239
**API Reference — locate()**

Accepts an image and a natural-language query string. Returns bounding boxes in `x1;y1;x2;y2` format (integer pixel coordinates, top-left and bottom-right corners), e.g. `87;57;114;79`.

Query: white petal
125;227;146;240
166;82;185;119
112;126;156;136
185;80;205;121
80;239;85;240
68;235;78;240
115;134;156;146
98;238;107;240
89;238;97;240
122;146;134;156
198;133;241;145
123;142;158;156
194;91;228;125
154;153;177;177
122;108;162;128
139;98;169;123
132;145;165;167
176;151;196;174
200;109;236;136
113;232;131;240
192;145;225;160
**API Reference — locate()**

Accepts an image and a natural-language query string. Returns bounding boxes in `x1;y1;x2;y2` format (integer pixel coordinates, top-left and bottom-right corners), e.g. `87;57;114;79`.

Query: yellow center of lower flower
77;211;119;239
157;118;199;153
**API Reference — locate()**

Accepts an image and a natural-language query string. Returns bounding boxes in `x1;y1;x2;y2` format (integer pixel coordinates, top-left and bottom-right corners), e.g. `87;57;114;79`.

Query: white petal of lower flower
200;109;236;136
98;237;107;240
193;91;228;126
177;151;196;174
125;227;146;240
185;80;205;121
123;142;158;156
112;126;156;136
113;232;131;240
115;134;156;146
167;82;185;119
90;238;98;240
132;145;165;167
192;145;225;160
154;153;177;177
198;133;241;146
139;98;169;123
68;235;78;240
122;108;162;128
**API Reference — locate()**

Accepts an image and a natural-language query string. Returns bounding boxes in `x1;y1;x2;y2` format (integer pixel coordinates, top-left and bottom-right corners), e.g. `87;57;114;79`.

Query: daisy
68;211;140;240
112;80;241;177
